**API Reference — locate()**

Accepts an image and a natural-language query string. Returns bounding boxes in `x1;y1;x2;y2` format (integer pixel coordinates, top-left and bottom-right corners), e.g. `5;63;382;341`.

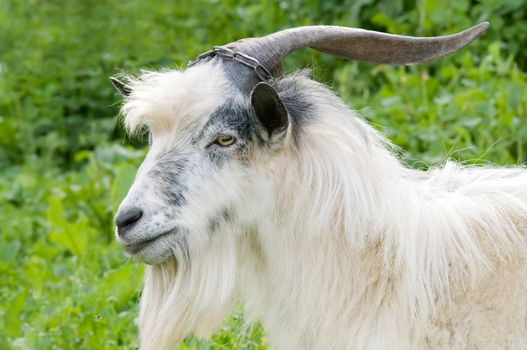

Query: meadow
1;0;526;348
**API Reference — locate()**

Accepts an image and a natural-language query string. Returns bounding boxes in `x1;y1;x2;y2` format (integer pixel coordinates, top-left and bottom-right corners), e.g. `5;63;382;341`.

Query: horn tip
473;21;490;35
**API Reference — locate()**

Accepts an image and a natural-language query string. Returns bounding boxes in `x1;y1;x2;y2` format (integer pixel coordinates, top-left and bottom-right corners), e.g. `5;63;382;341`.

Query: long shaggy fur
123;66;527;349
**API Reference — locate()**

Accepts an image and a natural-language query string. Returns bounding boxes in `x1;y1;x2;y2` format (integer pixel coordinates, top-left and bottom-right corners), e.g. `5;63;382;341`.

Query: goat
112;22;527;349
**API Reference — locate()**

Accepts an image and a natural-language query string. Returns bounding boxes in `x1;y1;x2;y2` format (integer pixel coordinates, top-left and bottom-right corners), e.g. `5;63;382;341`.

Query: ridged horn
224;22;489;71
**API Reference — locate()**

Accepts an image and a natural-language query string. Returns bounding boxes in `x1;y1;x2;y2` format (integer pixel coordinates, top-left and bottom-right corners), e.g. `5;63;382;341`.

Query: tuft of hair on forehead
119;62;232;136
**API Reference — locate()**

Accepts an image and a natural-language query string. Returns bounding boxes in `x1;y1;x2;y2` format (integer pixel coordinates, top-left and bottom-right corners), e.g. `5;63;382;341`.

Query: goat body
114;24;527;350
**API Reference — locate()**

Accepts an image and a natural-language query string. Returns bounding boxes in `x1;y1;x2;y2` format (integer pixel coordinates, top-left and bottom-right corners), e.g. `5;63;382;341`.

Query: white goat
113;22;527;350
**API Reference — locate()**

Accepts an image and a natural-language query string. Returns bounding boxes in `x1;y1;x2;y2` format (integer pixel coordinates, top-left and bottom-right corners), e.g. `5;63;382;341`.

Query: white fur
119;64;527;350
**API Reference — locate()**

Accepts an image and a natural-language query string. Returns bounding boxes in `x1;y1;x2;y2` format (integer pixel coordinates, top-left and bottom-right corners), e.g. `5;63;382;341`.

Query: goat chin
139;233;238;350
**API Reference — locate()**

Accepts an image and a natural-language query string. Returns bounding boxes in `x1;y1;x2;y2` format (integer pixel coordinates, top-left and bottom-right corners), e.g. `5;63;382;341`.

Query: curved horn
224;22;489;72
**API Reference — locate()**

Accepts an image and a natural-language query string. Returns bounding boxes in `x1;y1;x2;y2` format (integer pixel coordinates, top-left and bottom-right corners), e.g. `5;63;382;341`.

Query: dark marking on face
150;155;189;207
197;99;254;166
202;99;254;143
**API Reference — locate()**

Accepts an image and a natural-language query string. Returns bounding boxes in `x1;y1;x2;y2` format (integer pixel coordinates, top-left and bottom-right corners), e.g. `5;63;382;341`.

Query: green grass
0;0;526;349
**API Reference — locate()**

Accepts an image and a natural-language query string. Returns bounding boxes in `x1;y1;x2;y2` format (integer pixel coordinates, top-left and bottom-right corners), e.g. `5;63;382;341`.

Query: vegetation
1;0;525;348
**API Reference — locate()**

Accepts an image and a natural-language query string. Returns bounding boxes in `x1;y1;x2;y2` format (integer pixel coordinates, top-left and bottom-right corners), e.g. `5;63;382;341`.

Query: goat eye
215;135;236;147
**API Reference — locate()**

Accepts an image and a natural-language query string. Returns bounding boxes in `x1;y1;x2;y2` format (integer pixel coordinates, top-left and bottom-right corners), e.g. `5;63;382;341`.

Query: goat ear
110;76;132;96
250;82;289;142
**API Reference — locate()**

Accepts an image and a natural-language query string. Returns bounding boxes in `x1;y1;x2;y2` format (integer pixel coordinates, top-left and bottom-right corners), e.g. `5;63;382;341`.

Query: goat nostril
115;207;143;231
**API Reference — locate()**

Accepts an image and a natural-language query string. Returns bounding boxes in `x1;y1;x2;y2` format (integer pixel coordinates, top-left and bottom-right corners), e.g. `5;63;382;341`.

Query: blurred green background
0;0;526;349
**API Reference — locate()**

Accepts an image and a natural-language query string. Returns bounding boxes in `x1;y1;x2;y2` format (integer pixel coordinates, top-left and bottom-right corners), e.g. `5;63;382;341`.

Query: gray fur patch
274;78;314;144
207;205;235;235
150;155;189;207
197;99;254;166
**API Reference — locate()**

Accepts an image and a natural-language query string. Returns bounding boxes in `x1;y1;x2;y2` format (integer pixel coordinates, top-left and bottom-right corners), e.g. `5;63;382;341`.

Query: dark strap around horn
189;46;274;82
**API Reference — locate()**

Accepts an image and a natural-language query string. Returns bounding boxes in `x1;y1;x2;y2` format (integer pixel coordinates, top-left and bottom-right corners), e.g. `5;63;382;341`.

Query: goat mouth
123;230;173;255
